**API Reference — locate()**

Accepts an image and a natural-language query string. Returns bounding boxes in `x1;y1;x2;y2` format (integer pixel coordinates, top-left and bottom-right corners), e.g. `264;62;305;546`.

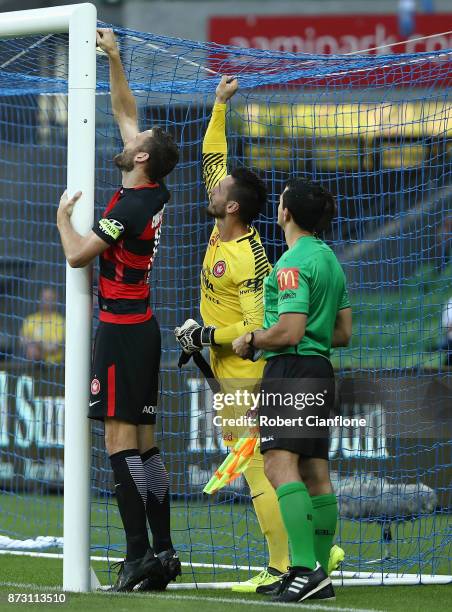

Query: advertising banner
184;371;452;508
0;364;64;487
0;364;450;509
208;15;452;87
209;14;452;55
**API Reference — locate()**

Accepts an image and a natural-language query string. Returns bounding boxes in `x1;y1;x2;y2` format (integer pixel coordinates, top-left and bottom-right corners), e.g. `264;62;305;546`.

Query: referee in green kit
233;178;352;603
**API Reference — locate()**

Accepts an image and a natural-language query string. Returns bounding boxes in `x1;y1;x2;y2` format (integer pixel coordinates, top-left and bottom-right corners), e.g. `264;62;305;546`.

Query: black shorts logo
91;378;100;395
142;405;156;414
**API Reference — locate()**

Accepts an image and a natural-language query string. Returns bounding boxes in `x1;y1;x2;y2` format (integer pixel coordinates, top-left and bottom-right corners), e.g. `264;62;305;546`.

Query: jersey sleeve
92;192;142;246
338;283;351;310
202;103;228;193
277;265;310;316
214;241;270;345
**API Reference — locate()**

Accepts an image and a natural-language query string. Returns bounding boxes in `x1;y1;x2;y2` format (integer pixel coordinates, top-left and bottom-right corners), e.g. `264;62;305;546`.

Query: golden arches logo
277;267;299;290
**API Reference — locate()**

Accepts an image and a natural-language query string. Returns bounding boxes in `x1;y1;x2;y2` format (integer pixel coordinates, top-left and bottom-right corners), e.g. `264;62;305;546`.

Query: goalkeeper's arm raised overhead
202;76;238;193
96;28;139;145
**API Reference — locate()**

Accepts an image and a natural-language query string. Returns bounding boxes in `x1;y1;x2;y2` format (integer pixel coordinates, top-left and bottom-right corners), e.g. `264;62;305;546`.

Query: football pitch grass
1;554;451;612
1;493;451;610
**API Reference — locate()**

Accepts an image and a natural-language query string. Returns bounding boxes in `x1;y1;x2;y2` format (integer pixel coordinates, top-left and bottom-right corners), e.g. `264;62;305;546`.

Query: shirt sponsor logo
148;210;164;271
243;277;264;291
213;260;226;278
277;267;299;290
279;290;296;302
201;267;214;292
98;218;124;241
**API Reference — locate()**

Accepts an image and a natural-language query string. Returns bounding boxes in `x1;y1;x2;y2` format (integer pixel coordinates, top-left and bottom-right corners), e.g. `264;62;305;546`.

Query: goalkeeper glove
174;318;216;354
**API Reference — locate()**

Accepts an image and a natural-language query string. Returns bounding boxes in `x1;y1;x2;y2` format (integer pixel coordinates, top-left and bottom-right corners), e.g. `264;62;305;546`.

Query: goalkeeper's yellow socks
311;494;338;574
276;481;316;570
243;455;289;573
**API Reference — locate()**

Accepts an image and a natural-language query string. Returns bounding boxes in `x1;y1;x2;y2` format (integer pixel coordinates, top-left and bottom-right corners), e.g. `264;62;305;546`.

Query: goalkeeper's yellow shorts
210;349;265;446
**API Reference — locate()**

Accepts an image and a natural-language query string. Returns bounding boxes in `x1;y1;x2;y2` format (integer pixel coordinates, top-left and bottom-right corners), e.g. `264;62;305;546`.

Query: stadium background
0;0;451;592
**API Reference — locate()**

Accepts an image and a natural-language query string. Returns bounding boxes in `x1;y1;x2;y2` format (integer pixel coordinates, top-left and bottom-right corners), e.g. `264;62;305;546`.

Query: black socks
141;447;173;554
110;448;150;561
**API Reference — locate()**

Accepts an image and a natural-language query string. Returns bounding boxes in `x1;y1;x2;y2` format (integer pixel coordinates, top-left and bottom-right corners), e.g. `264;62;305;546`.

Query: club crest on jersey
277;268;299;290
213;260;226;277
91;378;100;395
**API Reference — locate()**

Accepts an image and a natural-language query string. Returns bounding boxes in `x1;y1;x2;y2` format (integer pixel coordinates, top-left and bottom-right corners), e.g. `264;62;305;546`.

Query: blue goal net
0;25;451;586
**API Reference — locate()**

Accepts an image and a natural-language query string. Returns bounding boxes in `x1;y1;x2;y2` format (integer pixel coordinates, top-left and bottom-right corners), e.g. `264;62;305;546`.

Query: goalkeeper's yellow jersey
200;103;271;380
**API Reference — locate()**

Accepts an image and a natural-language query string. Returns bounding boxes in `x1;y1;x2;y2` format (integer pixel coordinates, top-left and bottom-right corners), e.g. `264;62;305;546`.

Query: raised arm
96;28;139;144
202;76;238;193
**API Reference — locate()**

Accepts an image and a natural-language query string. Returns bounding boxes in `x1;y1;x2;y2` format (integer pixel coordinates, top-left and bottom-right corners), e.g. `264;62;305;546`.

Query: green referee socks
276;481;316;570
311;493;338;573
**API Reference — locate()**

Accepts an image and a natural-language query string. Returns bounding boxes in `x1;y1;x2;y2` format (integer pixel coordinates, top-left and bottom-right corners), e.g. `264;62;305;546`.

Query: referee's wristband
247;329;262;349
248;331;255;347
245;331;263;362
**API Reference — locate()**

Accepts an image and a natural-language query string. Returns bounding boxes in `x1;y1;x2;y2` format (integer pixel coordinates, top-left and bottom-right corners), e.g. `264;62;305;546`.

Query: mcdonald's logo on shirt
277;267;299;291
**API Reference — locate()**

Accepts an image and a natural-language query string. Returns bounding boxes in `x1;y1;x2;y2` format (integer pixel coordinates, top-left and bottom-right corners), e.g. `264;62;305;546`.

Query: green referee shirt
263;235;350;360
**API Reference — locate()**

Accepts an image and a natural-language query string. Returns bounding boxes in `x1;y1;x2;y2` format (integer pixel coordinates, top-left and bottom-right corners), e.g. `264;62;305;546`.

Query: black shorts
88;316;161;425
259;354;334;460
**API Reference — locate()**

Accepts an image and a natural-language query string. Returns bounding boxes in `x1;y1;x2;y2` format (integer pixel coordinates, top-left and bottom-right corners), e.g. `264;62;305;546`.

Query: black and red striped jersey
92;182;170;324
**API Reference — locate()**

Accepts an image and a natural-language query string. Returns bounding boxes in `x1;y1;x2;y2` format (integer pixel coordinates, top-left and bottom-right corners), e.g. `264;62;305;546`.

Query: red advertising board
208;15;452;87
208;14;452;55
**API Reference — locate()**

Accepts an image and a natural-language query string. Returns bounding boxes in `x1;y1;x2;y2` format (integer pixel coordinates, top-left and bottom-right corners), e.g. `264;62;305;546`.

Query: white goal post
0;3;96;592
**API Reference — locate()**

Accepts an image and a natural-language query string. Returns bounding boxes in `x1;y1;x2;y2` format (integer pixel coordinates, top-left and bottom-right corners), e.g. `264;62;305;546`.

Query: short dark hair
282;178;336;233
141;126;179;181
228;167;267;225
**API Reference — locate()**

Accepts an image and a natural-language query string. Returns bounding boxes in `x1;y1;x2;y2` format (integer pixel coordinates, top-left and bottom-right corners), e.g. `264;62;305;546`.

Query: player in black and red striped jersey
57;29;180;592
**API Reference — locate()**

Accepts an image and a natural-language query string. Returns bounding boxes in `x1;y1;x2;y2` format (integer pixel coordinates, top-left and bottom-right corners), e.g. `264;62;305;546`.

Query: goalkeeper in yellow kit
175;77;344;591
174;76;290;593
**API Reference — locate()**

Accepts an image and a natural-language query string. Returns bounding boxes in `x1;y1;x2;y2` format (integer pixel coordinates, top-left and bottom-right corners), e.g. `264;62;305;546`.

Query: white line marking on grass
2;552;450;585
145;593;385;612
0;581;384;612
0;550;264;571
0;582;61;590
